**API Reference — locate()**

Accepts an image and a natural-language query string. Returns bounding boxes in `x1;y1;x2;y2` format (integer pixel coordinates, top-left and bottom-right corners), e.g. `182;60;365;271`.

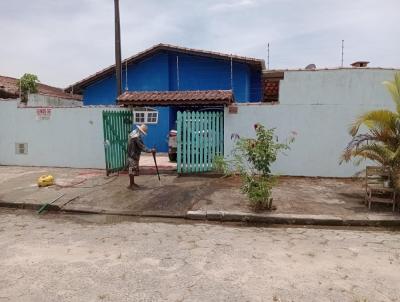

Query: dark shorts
128;158;139;176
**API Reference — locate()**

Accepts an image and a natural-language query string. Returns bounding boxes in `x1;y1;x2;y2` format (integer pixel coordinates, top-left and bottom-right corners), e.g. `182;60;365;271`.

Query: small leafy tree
233;123;295;210
17;73;39;102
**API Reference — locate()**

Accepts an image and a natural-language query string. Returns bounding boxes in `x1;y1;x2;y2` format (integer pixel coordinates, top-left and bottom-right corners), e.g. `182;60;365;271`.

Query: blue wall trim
82;49;262;151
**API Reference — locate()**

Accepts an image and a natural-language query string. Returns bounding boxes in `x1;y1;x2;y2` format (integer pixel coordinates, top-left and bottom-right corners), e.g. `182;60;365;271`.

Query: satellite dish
305;64;316;70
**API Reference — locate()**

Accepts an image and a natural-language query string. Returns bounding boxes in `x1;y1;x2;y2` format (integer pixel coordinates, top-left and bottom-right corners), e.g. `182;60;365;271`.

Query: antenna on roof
267;43;270;70
19;77;21;100
341;40;344;67
305;64;316;70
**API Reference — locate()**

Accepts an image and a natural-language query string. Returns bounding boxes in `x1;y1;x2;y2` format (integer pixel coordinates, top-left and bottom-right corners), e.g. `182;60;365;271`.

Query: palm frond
343;133;376;152
349;109;398;136
341;142;394;166
383;72;400;113
369;128;399;150
343;73;400;169
390;144;400;164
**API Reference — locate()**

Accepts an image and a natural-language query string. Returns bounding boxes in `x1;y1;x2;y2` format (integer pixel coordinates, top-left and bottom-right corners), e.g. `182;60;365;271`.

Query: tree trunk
391;167;400;191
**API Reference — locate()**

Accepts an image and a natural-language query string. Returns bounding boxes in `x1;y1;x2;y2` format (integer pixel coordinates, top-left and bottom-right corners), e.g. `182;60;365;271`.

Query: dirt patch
193;175;398;218
135;185;200;214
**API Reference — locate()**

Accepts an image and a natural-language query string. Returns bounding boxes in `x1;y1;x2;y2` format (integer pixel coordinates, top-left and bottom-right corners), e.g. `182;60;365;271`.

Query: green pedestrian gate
176;111;224;173
102;110;132;175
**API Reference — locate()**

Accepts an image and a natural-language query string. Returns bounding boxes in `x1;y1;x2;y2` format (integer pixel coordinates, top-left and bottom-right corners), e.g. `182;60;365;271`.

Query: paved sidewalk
0;166;399;226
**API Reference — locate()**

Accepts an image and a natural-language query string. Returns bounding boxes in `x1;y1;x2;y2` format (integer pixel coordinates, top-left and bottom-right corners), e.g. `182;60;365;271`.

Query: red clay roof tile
0;75;82;100
117;90;233;106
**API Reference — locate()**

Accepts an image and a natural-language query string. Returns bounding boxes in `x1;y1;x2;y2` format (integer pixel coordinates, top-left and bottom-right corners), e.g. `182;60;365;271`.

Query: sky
1;0;399;88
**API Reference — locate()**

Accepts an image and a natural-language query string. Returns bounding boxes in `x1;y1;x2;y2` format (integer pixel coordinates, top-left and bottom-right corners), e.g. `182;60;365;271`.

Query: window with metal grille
263;72;284;103
147;112;158;123
134;112;146;123
133;109;158;124
15;143;28;155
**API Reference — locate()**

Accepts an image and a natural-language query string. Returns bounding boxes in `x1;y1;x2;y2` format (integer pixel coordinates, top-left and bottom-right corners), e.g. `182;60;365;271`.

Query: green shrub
241;174;276;210
212;155;231;176
232;123;295;210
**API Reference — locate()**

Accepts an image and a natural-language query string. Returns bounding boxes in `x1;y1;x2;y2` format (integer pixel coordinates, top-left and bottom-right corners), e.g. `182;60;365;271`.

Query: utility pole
114;0;122;97
267;43;270;70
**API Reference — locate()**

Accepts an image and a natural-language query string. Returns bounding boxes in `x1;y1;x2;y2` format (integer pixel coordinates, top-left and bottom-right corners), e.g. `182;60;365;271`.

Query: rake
37;194;65;214
152;151;161;181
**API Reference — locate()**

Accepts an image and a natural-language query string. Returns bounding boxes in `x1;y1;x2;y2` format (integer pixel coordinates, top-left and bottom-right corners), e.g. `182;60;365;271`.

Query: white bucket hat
136;124;148;135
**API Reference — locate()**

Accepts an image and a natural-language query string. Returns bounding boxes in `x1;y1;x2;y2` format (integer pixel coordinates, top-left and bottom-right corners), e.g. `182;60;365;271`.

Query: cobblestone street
1;209;399;302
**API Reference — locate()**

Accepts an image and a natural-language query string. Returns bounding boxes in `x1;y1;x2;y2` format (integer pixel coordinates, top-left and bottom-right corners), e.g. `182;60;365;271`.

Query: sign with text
36;108;52;120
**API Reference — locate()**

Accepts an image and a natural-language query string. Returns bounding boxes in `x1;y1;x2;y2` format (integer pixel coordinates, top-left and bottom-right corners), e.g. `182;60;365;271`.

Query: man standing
127;124;155;190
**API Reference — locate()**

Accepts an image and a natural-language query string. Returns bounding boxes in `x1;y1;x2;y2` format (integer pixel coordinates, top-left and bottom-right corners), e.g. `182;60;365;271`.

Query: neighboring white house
0;75;82;107
225;66;400;177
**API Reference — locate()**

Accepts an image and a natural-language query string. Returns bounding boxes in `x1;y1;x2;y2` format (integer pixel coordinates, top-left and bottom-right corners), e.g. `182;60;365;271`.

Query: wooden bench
365;166;397;212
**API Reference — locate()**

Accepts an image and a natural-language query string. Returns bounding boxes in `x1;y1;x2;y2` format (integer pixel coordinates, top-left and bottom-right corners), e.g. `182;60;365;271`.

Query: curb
61;208;186;219
0;201;60;212
2;201;400;227
0;201;185;219
186;210;400;227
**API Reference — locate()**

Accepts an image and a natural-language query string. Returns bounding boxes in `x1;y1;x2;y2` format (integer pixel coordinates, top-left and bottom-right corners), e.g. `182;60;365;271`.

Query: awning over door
117;90;233;106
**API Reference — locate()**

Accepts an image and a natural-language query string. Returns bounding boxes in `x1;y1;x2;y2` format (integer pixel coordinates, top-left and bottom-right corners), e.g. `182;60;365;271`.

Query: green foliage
232;123;294;210
17;73;39;102
341;72;400;188
240;174;276;210
235;124;292;176
212;155;231;176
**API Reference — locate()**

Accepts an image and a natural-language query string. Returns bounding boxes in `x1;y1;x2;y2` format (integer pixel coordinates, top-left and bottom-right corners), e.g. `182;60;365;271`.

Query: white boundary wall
27;94;82;107
225;69;399;177
0;100;124;169
1;69;399;175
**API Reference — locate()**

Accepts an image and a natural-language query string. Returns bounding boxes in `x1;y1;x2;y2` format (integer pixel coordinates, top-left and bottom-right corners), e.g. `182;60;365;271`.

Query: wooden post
177;112;182;174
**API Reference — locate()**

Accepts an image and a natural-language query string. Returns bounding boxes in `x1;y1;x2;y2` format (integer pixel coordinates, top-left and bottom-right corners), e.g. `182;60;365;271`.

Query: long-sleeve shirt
127;135;150;161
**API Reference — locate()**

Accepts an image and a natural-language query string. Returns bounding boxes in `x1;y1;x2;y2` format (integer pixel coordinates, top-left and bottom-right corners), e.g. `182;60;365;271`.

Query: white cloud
209;0;256;11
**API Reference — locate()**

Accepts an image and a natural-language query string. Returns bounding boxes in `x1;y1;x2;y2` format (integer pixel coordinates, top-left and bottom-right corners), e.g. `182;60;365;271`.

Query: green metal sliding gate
102;110;132;175
176;111;224;173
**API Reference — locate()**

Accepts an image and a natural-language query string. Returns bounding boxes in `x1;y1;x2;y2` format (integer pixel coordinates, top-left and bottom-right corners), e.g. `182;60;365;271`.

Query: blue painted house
66;44;265;151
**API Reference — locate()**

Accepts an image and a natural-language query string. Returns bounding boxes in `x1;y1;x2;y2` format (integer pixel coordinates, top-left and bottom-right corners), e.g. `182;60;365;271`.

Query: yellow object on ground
38;175;54;187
